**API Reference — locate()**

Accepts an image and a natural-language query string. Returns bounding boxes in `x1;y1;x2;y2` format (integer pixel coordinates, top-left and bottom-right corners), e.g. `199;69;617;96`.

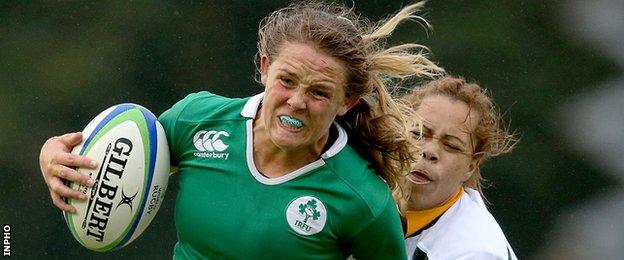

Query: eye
311;89;329;99
279;76;295;88
411;130;422;139
444;143;462;152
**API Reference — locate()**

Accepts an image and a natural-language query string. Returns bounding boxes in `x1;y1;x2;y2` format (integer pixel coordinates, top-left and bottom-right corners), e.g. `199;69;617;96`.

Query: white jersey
406;188;518;260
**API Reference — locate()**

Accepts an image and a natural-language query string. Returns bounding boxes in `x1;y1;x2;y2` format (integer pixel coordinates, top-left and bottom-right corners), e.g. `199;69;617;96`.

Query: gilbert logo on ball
64;103;170;252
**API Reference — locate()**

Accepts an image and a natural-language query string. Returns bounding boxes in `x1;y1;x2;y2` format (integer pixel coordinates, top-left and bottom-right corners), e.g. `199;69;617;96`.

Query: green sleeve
350;195;407;259
158;91;216;164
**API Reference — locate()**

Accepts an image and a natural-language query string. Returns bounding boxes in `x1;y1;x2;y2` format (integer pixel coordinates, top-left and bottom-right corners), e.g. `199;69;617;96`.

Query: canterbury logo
193;130;229;152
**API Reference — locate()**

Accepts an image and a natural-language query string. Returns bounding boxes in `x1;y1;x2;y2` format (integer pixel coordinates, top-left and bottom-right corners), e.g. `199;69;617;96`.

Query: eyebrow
310;84;334;92
277;69;338;90
277;69;297;78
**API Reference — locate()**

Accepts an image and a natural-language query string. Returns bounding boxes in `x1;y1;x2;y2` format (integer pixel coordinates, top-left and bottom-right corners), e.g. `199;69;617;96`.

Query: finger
53;152;97;170
57;132;84;147
51;191;77;213
53;164;95;187
49;177;88;201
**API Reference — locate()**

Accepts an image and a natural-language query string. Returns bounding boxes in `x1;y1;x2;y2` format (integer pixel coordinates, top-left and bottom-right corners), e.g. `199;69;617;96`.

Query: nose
421;141;439;162
287;89;307;110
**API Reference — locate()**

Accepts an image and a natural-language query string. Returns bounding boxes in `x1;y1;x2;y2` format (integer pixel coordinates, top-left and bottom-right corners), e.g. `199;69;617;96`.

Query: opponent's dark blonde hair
256;1;443;211
401;76;518;196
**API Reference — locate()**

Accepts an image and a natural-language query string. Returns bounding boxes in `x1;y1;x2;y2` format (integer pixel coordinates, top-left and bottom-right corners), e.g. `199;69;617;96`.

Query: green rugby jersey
158;91;406;259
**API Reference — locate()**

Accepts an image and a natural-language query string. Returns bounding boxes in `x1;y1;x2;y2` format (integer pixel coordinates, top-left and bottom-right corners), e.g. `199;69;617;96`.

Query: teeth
279;115;304;129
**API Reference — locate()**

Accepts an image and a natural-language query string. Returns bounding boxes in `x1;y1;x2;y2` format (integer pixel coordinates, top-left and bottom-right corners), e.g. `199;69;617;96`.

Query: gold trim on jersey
405;187;464;237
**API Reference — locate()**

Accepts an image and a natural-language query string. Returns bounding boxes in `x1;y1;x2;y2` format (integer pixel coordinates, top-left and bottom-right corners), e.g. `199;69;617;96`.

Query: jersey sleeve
158;91;218;165
349;194;406;259
453;250;509;260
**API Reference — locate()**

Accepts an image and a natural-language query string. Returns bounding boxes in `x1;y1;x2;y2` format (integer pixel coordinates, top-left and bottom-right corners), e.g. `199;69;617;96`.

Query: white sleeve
454;247;517;260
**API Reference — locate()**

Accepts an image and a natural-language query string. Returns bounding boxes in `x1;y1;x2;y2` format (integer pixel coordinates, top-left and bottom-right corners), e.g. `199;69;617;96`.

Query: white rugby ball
64;103;170;252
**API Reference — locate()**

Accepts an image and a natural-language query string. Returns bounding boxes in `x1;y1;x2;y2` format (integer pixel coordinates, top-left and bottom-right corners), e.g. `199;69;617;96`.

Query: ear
464;157;481;181
337;96;360;116
260;55;270;86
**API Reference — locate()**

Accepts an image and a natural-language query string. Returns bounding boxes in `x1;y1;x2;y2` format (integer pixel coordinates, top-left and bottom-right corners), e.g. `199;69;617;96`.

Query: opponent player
402;76;518;259
39;2;443;258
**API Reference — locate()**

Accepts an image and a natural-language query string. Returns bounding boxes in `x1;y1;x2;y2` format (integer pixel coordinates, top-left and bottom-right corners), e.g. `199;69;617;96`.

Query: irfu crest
298;199;321;223
286;196;327;236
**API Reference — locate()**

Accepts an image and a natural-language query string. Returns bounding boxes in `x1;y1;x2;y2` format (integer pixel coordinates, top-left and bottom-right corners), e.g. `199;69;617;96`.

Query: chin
271;125;314;147
271;135;306;151
411;183;434;194
409;196;435;211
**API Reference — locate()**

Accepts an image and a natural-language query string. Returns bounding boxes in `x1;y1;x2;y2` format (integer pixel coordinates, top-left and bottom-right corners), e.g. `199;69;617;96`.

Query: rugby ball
64;103;170;252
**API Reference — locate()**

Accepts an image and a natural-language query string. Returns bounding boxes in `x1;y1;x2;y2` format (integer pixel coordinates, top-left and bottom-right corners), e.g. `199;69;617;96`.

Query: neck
252;110;328;178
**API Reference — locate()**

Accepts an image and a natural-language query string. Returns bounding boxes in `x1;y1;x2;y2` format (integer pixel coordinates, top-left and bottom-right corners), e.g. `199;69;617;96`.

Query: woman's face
259;42;357;152
408;95;480;210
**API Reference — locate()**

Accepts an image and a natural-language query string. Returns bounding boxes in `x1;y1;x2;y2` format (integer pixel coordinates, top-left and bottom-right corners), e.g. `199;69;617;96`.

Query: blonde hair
402;76;518;195
256;1;443;212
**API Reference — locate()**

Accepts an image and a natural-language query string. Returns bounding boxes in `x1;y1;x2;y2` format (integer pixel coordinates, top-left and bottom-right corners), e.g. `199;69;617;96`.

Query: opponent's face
259;42;357;152
408;95;480;210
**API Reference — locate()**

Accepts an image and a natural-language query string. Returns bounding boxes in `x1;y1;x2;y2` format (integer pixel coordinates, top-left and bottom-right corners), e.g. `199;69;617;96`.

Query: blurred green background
1;0;621;259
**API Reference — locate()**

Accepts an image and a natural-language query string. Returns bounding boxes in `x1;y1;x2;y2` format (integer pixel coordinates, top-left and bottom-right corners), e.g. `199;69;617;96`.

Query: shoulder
157;91;253;163
328;147;405;257
323;144;393;217
159;91;250;123
411;189;516;259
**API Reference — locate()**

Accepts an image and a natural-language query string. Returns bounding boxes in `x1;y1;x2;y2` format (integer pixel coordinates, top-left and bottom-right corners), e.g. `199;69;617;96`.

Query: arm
350;196;407;259
39;132;96;213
